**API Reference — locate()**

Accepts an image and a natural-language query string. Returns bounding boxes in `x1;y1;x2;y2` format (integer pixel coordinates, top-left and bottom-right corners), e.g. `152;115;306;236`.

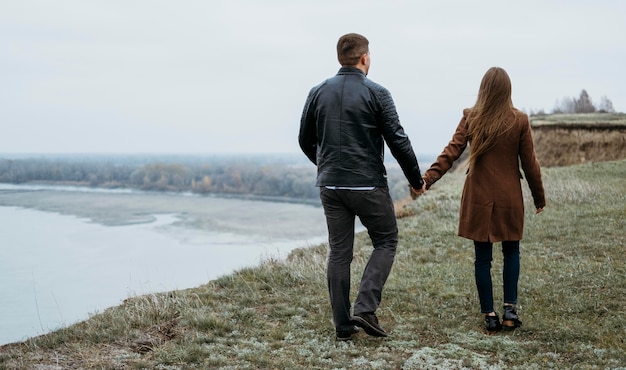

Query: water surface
0;186;331;345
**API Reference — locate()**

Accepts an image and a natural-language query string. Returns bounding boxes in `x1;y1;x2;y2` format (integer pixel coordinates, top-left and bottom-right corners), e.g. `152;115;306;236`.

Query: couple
298;33;546;341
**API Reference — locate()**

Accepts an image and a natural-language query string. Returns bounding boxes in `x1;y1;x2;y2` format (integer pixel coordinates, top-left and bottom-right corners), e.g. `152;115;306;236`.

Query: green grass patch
531;112;626;126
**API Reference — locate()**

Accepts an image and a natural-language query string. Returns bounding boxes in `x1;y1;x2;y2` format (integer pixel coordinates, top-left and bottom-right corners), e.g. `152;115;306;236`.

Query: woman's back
459;108;543;242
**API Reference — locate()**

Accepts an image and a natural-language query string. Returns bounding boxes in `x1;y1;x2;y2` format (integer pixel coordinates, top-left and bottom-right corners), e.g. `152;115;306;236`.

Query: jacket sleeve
298;87;318;165
376;87;424;189
424;111;469;189
518;114;546;209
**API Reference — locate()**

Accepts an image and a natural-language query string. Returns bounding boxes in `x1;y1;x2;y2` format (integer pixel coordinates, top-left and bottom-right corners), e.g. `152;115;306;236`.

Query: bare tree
574;89;596;113
598;95;615;113
553;97;576;114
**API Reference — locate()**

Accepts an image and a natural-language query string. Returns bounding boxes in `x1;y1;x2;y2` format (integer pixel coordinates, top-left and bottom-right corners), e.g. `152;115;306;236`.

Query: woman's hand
410;183;425;200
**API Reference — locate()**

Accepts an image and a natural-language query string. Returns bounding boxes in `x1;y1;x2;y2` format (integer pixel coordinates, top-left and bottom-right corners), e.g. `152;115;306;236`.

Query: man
298;33;424;341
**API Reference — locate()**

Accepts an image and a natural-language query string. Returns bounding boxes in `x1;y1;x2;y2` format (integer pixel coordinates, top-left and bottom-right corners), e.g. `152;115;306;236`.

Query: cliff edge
530;113;626;167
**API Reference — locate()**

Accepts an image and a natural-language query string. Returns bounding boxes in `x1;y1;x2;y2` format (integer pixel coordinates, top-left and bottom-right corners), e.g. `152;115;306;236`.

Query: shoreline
0;182;322;207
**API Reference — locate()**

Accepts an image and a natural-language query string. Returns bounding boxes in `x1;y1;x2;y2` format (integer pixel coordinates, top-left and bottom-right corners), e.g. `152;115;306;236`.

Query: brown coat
424;109;546;242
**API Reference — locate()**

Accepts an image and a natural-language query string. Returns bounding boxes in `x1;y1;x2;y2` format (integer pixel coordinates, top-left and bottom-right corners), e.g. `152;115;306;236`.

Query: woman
422;67;546;334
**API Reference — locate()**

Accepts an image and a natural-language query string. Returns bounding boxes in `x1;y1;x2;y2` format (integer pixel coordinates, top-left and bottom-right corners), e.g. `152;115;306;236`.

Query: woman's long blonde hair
466;67;515;167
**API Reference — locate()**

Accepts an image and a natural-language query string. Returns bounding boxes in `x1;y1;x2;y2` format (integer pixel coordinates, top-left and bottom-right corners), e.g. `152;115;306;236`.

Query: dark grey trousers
320;187;398;331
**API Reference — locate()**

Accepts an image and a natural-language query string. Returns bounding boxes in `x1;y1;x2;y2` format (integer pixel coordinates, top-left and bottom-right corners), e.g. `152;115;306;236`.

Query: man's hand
409;182;426;200
535;207;544;215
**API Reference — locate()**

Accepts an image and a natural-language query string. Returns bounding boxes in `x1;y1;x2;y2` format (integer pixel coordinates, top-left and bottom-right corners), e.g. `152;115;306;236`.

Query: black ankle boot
485;313;502;335
502;305;522;330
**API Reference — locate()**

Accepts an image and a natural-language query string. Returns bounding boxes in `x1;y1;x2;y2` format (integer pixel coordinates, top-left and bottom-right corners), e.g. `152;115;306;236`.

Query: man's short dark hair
337;33;369;66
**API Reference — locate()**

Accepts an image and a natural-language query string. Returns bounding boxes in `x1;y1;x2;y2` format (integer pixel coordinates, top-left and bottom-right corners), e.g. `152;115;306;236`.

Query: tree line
529;89;616;116
0;155;413;203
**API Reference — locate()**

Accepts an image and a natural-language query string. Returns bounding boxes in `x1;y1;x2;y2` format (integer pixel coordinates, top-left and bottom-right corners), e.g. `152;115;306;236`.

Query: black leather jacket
299;67;423;189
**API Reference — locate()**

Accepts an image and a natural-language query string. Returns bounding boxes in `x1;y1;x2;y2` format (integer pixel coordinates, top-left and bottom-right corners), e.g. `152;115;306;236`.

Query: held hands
535;207;545;215
409;181;427;200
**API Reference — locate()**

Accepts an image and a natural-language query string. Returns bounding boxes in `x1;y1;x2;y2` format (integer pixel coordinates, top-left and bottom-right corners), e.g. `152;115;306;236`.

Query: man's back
299;67;423;189
300;67;388;187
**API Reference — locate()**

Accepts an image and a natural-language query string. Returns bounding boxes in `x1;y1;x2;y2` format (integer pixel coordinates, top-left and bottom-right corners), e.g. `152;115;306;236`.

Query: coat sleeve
298;87;318;165
423;111;469;189
518;114;546;209
376;87;424;189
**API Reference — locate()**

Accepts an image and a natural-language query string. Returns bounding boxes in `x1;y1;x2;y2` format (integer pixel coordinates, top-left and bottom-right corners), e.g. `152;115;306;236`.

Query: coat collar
337;66;366;76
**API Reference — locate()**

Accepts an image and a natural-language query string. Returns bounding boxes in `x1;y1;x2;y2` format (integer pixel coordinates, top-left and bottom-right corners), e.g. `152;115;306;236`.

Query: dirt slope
530;113;626;167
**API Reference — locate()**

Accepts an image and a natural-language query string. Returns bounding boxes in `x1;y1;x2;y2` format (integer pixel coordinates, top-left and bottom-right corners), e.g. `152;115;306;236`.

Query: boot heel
502;305;522;330
502;320;516;329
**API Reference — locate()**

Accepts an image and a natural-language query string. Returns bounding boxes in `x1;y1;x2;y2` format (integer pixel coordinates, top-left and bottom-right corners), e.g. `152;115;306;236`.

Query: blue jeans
320;187;397;331
474;240;520;314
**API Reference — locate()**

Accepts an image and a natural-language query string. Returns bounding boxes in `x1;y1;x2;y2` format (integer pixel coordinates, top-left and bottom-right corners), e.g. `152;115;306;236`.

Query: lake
0;185;337;345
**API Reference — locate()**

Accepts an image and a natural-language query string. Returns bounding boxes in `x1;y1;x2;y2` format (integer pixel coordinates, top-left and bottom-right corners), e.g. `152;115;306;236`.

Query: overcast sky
1;0;624;156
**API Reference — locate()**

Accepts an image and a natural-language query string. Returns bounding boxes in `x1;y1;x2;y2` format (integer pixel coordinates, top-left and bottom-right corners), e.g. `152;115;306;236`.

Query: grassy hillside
1;160;625;369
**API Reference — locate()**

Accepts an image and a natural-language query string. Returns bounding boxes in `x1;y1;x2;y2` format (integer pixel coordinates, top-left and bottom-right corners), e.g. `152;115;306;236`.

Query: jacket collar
337;66;366;76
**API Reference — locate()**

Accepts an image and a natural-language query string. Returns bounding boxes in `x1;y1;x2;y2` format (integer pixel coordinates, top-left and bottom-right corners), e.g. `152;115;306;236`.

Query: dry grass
1;160;625;369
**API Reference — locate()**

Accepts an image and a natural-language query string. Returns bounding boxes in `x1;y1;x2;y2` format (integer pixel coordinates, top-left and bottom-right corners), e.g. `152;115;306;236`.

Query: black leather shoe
352;313;388;337
485;313;502;335
336;326;360;341
502;305;522;330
